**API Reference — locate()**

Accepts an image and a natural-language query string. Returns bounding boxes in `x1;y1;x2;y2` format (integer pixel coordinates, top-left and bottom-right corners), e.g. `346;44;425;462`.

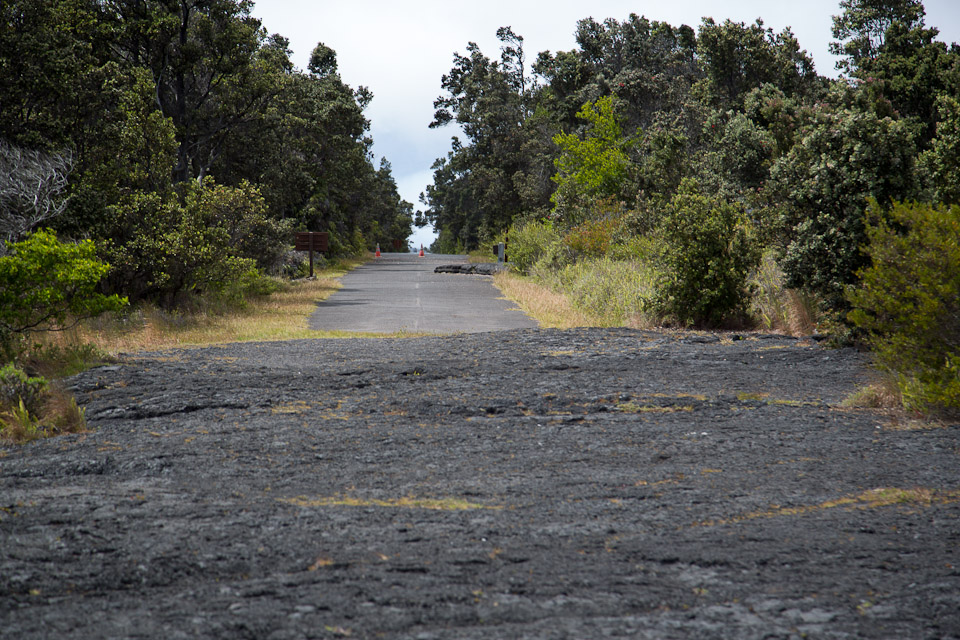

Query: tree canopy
0;0;414;309
423;2;959;308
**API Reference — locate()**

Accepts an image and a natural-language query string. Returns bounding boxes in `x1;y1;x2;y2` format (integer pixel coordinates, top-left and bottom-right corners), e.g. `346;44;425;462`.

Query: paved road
309;253;538;333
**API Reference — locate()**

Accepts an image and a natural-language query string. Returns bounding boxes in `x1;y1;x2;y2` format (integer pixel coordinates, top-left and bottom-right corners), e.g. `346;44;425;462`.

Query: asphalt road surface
308;253;537;334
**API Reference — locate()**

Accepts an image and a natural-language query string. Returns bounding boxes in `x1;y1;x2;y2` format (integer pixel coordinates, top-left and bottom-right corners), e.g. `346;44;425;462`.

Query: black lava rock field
2;328;958;639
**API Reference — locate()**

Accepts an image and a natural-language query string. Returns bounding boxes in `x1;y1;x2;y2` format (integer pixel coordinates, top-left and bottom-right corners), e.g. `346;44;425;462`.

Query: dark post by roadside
294;232;329;277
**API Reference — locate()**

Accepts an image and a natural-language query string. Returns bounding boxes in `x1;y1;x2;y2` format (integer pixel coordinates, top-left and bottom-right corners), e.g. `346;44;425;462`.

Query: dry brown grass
841;374;903;411
750;252;820;336
32;258;406;357
53;276;341;354
492;272;601;329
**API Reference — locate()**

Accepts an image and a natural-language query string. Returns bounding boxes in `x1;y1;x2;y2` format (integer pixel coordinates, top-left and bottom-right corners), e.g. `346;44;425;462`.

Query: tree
427;30;531;246
830;0;925;74
697;18;821;108
99;0;278;183
852;18;960;144
308;42;338;77
0;0;110;151
568;15;698;132
551;96;633;222
771;92;917;305
919;95;960;204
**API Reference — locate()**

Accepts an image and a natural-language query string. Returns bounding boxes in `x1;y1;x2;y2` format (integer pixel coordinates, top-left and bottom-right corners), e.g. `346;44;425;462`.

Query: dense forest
0;0;414;310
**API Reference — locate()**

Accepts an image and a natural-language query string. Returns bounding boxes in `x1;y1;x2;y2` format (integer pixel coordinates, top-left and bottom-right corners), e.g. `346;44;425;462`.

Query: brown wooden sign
295;232;329;277
295;232;329;252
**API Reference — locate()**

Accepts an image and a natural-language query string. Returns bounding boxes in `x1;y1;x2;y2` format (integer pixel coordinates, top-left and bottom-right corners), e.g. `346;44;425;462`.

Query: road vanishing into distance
309;253;538;334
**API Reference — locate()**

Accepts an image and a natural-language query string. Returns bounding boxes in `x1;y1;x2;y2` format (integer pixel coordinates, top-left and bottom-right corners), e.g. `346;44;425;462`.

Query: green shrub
0;230;127;357
103;189;257;307
508;219;567;275
208;268;288;311
184;178;294;274
847;200;960;416
0;364;48;417
649;180;760;327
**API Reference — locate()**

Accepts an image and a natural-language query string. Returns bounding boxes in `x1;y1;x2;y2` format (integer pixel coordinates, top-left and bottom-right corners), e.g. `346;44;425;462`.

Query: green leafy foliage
771;96;917;305
183;178;294;274
706;112;776;195
551;96;634;222
0;364;48;418
0;364;87;444
0;229;126;353
648;180;760;327
507;219;568;275
919;95;960;204
101;184;257;308
847;201;960;416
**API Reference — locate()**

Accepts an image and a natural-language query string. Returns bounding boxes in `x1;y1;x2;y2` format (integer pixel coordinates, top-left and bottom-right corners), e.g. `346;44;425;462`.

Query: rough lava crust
2;328;958;639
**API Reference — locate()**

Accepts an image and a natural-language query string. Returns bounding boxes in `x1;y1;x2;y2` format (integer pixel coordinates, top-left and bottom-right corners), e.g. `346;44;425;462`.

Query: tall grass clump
750;251;820;335
553;257;657;326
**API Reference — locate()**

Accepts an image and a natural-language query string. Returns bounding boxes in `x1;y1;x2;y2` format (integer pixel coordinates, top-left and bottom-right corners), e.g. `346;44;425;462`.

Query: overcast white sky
250;1;960;248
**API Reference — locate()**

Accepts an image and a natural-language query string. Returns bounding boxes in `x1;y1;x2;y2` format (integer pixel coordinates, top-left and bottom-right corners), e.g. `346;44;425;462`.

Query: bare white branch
0;139;74;253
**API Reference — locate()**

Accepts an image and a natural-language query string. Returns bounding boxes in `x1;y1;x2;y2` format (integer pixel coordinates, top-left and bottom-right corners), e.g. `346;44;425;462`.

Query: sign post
294;232;329;277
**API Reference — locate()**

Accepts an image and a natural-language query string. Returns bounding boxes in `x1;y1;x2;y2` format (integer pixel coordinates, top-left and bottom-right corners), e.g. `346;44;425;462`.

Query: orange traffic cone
375;244;381;258
418;245;425;257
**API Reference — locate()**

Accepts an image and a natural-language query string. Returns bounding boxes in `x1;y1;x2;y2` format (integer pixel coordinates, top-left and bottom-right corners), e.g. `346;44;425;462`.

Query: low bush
847;200;960;417
184;178;295;274
508;219;567;275
0;229;126;359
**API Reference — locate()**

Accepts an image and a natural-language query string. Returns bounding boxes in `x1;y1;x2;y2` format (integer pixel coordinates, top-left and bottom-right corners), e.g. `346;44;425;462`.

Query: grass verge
492;271;602;329
34;258;400;356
